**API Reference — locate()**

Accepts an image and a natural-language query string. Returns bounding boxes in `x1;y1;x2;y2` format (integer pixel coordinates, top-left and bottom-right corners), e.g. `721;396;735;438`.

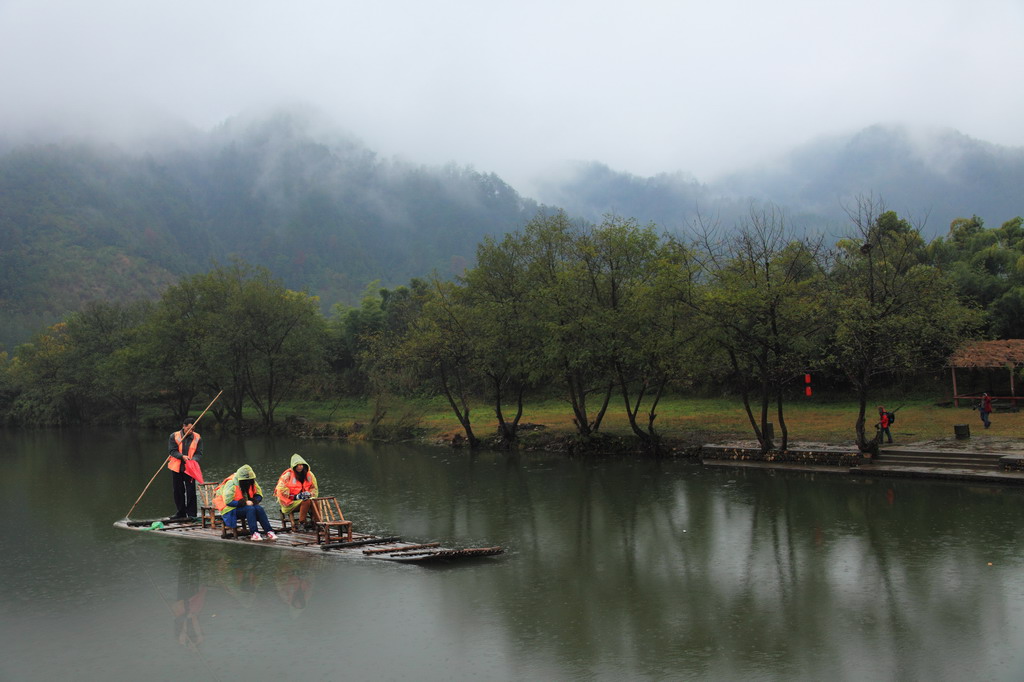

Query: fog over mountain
1;111;1022;353
3;1;1023;192
534;124;1024;239
0;111;542;350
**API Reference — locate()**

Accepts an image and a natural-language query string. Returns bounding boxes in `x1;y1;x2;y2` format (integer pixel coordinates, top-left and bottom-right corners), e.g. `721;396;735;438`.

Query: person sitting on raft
275;453;319;531
214;464;277;542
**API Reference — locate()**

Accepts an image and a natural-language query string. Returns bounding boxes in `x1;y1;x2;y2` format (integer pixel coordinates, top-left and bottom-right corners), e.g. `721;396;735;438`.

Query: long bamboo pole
123;390;223;520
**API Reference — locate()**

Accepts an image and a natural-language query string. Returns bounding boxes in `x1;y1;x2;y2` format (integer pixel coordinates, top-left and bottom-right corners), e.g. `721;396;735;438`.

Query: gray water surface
2;428;1024;681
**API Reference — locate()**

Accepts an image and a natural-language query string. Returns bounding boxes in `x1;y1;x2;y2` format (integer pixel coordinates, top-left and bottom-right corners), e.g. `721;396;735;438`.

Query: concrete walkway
702;435;1024;485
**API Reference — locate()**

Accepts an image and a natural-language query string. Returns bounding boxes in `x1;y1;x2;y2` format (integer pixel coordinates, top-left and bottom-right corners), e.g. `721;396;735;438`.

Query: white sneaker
266;531;277;541
251;532;262;542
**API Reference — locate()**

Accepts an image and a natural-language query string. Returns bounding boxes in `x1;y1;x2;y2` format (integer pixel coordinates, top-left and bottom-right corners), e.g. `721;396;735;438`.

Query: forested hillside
3;116;1022;353
0;112;540;351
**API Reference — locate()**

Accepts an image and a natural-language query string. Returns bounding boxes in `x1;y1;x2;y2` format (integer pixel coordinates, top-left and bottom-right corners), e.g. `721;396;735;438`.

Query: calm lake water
3;427;1024;681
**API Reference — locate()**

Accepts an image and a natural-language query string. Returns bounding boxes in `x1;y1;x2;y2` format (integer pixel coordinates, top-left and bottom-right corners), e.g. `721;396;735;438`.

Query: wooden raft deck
114;517;504;563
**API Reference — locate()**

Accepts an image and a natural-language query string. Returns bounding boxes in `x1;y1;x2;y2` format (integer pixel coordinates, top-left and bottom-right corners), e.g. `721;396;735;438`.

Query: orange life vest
276;468;316;505
212;475;234;512
213;474;261;512
168;429;201;473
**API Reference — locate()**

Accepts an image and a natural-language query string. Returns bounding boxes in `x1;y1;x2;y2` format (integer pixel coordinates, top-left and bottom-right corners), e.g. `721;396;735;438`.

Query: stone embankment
702;435;1024;484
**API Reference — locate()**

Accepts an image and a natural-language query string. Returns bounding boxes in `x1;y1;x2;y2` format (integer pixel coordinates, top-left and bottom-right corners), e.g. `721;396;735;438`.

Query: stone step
853;465;1024;483
877;450;1004;470
880;459;1001;471
880;448;1004;461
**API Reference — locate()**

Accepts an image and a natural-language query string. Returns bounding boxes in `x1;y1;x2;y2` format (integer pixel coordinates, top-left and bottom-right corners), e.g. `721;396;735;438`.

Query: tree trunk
492;374;524;447
565;368;592;438
590;382;614;433
776;387;788;452
852;367;877;455
616;364;665;454
440;366;479;448
730;349;774;452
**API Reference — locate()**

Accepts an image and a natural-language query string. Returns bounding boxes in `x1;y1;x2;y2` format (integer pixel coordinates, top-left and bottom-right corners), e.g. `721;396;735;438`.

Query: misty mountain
0;112;541;350
533;125;1024;238
3;116;1022;353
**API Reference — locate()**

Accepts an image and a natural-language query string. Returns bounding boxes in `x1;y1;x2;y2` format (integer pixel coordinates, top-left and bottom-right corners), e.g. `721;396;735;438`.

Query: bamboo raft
113;516;504;563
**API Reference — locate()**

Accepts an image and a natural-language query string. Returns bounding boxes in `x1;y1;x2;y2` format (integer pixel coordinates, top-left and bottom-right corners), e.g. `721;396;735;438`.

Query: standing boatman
168;416;203;521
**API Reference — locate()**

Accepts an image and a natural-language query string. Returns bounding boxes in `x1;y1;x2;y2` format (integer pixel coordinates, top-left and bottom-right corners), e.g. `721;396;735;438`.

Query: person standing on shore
876;406;893;444
979;393;993;429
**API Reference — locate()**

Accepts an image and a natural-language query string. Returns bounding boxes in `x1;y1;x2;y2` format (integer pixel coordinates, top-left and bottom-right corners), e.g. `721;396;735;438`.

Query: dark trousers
171;469;197;518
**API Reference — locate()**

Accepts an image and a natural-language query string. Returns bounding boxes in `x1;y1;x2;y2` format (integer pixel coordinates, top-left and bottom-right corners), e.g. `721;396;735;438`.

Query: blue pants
223;505;273;533
980;409;991;428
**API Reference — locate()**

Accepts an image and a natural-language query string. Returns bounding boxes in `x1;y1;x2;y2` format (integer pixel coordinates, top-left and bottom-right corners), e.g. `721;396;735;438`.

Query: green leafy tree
240;284;326;429
346;280;433;437
328;281;388;395
461;233;541;446
522;212;614;439
62;300;153;423
694;207;828;453
580;216;701;451
145;260;325;429
396;278;481;447
6;323;81;424
144;266;246;424
0;351;14;421
928;215;1024;337
828;198;981;454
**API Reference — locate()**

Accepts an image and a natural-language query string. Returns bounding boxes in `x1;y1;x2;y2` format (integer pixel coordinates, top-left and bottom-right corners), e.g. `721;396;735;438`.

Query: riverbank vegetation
2;199;1021;455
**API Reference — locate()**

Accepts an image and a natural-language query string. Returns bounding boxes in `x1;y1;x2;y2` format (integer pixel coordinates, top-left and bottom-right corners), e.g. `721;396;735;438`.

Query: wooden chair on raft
312;496;353;545
280;507;310;532
197;482;247;539
197;483;219;530
280;508;298;532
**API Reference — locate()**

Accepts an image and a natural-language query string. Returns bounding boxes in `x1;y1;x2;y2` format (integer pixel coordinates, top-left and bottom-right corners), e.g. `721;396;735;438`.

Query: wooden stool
312;497;353;544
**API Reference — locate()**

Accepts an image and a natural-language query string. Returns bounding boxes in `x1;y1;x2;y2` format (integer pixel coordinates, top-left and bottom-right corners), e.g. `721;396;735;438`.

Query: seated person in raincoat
213;464;277;541
275;453;319;530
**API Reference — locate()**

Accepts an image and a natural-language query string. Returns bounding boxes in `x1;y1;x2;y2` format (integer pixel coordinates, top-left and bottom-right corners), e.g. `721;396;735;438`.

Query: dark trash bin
954;424;970;439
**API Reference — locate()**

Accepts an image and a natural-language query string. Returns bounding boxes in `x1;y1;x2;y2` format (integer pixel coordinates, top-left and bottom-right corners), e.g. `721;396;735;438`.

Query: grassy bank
283;395;1022;447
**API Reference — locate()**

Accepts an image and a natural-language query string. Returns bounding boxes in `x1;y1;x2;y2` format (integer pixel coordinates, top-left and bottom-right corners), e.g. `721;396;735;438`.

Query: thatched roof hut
948;340;1024;406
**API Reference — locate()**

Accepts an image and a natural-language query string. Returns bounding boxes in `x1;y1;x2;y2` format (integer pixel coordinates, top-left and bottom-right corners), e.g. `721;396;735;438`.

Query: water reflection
171;552;206;650
274;554;316;619
216;552;264;609
4;431;1024;680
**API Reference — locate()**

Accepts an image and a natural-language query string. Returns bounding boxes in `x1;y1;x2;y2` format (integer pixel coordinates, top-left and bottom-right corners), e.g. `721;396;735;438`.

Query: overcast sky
1;0;1021;192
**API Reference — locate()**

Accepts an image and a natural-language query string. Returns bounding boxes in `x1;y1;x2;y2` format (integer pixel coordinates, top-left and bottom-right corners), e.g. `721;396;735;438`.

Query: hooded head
236;464;257;497
290;453;309;482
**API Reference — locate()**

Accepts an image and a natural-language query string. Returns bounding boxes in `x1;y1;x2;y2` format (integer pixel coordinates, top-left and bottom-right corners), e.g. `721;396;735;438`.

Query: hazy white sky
1;0;1021;191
